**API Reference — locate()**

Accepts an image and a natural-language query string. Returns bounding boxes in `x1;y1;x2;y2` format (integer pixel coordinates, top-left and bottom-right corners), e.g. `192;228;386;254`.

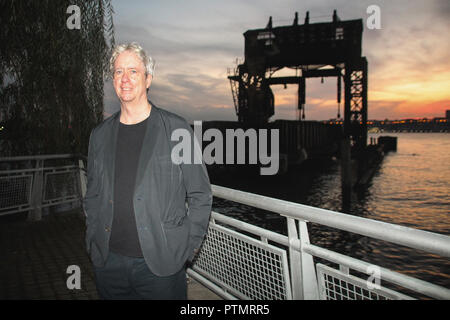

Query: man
83;42;212;300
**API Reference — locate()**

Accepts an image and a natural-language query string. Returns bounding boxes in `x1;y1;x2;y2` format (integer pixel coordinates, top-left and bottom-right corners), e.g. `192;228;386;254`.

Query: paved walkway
0;209;220;300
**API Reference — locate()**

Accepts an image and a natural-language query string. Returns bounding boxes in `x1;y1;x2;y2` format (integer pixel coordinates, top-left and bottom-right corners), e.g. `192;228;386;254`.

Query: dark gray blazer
83;103;212;276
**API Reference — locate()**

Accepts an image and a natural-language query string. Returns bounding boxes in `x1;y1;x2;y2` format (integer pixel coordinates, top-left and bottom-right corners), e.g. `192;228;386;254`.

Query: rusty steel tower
228;10;368;150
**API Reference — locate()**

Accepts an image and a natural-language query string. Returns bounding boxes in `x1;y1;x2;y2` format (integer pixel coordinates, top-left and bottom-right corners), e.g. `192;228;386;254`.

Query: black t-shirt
109;116;148;257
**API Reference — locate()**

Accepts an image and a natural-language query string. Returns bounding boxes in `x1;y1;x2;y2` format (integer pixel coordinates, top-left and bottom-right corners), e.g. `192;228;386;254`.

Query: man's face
113;50;152;104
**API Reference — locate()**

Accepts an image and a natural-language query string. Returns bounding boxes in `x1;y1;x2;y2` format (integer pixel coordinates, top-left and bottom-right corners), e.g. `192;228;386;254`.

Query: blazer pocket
163;213;186;229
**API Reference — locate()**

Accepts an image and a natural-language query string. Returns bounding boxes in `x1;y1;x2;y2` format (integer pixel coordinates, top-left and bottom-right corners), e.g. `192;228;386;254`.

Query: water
210;133;450;292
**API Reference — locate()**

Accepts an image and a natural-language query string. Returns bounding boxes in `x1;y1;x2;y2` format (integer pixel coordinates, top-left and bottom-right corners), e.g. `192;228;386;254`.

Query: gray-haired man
83;42;212;299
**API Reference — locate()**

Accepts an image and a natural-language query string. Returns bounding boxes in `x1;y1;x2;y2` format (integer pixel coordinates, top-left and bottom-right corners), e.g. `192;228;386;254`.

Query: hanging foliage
0;0;115;156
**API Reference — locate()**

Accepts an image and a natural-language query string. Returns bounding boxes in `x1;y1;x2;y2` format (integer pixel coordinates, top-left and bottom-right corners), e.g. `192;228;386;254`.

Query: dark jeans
93;251;187;300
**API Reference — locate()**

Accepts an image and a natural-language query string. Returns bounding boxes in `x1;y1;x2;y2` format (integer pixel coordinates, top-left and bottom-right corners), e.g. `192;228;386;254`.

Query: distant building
446;110;450;119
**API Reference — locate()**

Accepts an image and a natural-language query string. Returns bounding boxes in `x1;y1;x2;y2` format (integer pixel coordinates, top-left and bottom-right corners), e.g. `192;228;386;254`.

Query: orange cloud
370;70;450;103
395;100;450;119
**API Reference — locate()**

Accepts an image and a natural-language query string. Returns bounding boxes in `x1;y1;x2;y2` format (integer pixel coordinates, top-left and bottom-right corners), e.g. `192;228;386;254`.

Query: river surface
209;132;450;294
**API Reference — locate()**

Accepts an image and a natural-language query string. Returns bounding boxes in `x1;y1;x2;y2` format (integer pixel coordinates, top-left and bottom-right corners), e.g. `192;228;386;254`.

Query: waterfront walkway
0;209;221;300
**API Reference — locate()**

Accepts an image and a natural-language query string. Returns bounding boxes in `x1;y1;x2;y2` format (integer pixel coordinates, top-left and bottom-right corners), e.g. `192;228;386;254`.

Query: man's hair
109;42;155;78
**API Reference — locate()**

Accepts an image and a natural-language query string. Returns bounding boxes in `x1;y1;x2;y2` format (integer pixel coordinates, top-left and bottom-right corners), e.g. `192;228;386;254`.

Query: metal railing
0;154;85;220
1;154;449;299
186;185;450;300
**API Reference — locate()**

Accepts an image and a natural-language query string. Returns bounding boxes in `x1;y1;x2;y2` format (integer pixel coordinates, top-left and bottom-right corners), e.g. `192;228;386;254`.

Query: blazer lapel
134;104;161;190
104;111;120;199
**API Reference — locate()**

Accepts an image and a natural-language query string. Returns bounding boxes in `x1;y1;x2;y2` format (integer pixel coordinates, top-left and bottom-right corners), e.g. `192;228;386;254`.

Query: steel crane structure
228;10;368;150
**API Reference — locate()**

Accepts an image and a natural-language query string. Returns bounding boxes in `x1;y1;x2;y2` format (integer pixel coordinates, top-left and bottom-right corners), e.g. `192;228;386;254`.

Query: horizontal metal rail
1;165;80;175
0;154;81;162
212;184;450;258
210;211;289;245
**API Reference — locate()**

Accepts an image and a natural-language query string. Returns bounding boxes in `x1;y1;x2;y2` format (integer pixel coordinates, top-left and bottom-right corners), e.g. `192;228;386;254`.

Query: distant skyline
104;0;450;122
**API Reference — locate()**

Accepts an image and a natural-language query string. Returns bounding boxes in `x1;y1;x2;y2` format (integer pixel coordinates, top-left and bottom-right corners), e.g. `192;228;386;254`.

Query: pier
1;154;449;300
194;119;342;175
215;10;388;199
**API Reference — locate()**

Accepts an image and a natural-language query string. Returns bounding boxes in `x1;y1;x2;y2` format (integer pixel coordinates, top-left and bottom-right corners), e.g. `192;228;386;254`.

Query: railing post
78;159;87;198
28;159;44;221
298;220;319;299
287;217;303;299
287;218;319;300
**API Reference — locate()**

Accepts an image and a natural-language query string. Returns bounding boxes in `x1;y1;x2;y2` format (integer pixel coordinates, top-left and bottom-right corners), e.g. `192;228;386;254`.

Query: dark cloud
433;0;450;19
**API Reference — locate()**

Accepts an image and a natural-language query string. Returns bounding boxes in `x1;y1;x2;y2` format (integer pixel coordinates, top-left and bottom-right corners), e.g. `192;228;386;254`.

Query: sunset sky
104;0;450;122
